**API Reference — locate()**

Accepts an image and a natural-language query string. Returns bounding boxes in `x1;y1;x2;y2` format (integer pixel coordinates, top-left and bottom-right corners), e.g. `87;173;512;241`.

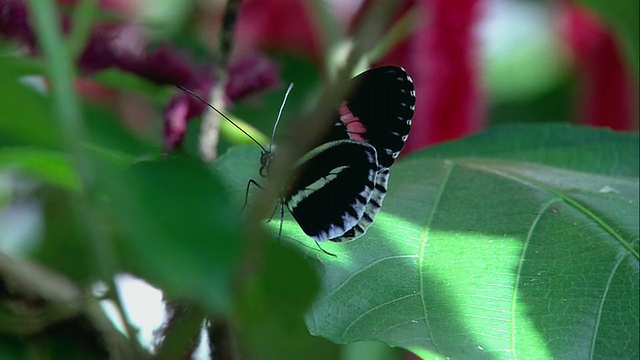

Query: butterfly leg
314;241;337;257
277;204;336;257
277;203;284;241
266;202;279;222
240;179;264;215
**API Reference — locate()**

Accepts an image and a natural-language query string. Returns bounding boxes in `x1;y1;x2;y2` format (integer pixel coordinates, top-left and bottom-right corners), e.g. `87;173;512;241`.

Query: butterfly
258;66;415;245
179;66;415;251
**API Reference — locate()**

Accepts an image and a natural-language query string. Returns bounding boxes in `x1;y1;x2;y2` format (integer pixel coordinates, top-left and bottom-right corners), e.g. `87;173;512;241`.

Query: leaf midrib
511;197;564;359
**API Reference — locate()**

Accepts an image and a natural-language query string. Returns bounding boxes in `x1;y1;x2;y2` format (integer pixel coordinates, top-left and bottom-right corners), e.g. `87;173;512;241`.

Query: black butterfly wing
329;167;389;243
283;140;381;242
328;66;415;169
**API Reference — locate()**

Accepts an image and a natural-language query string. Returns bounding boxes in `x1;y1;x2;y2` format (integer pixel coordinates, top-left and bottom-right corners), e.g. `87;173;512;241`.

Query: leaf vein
417;161;455;354
464;164;639;260
341;293;419;339
374;317;424;338
323;254;418;299
511;198;563;358
589;253;627;360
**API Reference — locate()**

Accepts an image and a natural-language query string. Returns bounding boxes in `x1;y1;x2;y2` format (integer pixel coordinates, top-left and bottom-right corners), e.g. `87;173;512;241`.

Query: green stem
67;0;100;59
26;0;144;356
27;0;85;158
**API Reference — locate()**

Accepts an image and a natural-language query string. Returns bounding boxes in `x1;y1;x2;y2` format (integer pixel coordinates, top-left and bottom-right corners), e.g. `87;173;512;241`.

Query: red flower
355;0;485;153
0;0;37;50
559;2;637;130
234;0;323;59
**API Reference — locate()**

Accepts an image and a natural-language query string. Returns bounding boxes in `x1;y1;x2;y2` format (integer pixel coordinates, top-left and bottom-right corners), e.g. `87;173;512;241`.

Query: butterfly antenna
175;85;268;153
268;83;294;153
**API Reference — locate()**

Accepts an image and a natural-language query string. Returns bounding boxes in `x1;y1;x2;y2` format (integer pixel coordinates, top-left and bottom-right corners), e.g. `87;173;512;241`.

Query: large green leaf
213;124;639;358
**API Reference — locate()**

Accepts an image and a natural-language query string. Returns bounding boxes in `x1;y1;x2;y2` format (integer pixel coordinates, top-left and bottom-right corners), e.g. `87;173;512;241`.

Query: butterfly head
259;149;274;177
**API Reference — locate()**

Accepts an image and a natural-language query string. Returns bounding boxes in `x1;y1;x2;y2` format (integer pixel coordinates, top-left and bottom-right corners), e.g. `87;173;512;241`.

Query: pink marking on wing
339;102;367;141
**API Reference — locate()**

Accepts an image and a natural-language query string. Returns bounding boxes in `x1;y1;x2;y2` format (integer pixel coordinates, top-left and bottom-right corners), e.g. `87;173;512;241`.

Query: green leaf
97;154;242;313
212;124;639;359
235;241;340;360
0;58;61;149
422;124;639;177
34;187;99;283
0;147;78;190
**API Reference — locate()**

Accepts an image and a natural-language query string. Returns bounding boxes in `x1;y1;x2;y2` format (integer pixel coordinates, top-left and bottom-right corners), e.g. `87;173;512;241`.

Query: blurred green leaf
83;102;160;156
96;154;242;313
341;341;403;360
212;124;638;358
0;147;78;190
34;187;98;284
487;76;575;126
0;337;24;360
235;241;339;359
0;58;61;149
